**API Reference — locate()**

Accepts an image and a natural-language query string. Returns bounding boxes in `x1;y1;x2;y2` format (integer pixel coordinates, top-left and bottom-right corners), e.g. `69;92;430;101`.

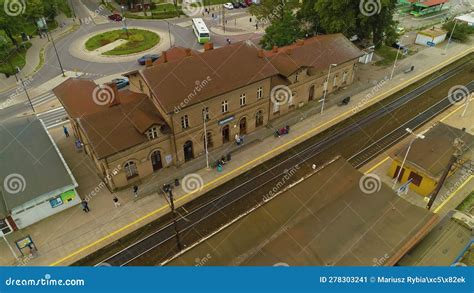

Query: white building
415;28;447;47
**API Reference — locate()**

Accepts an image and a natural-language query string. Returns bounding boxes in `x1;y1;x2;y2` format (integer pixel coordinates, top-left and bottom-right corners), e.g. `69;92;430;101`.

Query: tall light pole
164;20;173;48
392;128;425;189
42;18;65;77
121;6;130;39
203;112;210;169
390;45;402;80
320;63;337;114
444;19;458;55
20;76;35;113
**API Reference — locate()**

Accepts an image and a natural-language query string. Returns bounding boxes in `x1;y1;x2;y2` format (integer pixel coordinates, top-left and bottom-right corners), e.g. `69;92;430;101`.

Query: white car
223;3;234;9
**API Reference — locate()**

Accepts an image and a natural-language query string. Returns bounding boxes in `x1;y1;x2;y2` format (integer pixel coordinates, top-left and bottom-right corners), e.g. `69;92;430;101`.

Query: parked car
244;0;253;5
223;3;234;9
137;54;160;65
108;13;123;21
232;1;240;8
239;1;247;8
112;77;129;90
392;42;409;55
396;26;405;35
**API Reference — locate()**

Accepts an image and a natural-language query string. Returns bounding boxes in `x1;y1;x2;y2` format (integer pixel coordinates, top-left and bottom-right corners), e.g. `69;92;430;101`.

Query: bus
192;18;210;44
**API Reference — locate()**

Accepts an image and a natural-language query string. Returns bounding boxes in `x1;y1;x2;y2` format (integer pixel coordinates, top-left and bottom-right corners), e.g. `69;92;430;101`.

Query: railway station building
54;34;363;190
167;157;438;266
387;123;474;197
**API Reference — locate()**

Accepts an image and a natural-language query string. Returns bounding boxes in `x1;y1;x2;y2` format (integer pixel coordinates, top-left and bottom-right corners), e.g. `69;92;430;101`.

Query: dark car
108;13;123;21
112;77;129;90
239;1;247;8
244;0;253;5
137;54;160;65
232;1;240;8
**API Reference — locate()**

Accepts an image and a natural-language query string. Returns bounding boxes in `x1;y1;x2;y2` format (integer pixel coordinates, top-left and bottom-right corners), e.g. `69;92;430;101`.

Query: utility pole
392;128;425;189
320;63;337;114
203;112;210;169
121;6;130;39
427;138;465;210
444;19;458;55
20;76;35;113
162;184;183;251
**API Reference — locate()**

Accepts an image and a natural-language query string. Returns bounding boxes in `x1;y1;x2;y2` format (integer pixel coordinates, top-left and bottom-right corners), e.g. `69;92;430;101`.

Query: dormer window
295;72;299;82
148;126;159;140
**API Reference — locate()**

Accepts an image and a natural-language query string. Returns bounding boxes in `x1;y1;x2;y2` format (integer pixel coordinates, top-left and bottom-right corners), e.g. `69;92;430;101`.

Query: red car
108;14;123;21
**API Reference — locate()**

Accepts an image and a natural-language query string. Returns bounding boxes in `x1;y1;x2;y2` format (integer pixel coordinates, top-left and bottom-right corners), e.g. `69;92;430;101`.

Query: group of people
81;185;140;212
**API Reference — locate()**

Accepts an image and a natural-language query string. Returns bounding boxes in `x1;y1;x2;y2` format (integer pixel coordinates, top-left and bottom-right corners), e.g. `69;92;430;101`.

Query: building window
240;93;246;106
222;100;228;113
333;75;337;87
289;92;295;107
257;87;263;99
181;115;189;129
139;79;144;91
342;71;348;84
408;171;423;187
202;107;210;121
124;161;138;179
147;127;159;140
295;72;299;82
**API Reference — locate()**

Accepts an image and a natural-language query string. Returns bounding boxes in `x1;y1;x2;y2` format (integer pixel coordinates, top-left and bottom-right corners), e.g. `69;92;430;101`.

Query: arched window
256;110;264;127
124;161;138;179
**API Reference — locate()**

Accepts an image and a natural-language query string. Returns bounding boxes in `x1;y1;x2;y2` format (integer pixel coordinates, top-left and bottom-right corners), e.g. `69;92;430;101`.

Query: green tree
0;1;26;48
297;0;320;36
260;11;303;50
25;0;44;24
249;0;299;23
443;21;474;43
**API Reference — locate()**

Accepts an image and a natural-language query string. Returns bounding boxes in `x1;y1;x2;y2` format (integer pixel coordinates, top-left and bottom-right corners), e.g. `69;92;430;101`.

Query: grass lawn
375;45;406;66
456;191;474;213
85;29;160;55
0;43;32;76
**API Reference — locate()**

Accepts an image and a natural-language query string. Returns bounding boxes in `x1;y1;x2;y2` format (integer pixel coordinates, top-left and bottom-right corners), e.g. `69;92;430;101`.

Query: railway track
93;60;473;267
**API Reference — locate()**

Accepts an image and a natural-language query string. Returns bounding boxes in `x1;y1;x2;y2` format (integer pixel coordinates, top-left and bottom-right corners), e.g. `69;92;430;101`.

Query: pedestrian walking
133;185;139;200
63;126;70;137
113;196;121;208
81;200;90;213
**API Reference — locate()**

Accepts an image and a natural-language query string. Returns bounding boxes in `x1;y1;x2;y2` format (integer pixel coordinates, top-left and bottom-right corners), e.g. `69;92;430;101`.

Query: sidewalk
0;15;78;94
0;39;472;267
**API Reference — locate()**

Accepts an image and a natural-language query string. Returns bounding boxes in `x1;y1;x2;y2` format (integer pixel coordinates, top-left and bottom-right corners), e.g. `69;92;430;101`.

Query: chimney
105;82;120;107
145;58;153;67
162;50;168;63
257;49;264;58
297;39;304;46
185;48;192;56
204;42;214;51
272;46;278;53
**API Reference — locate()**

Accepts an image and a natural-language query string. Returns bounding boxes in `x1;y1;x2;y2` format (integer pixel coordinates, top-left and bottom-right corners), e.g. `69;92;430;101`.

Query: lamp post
20;76;35;113
203;112;210;169
444;19;458;55
162;184;183;251
42;17;65;77
392;128;425;189
164;20;173;48
121;6;130;39
390;44;402;80
320;63;337;114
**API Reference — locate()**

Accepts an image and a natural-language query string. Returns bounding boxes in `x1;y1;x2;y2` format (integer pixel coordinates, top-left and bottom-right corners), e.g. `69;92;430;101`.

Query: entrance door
183;141;194;162
222;125;230;144
393;165;405;182
309;85;315;101
151;150;163;171
239;117;247;135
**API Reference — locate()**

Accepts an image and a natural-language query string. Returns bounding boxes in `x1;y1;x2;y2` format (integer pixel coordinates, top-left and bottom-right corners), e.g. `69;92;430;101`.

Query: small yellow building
388;123;474;197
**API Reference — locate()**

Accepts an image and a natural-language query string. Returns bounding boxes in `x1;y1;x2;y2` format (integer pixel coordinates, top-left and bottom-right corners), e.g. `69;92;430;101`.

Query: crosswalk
25;91;57;108
36;107;68;129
